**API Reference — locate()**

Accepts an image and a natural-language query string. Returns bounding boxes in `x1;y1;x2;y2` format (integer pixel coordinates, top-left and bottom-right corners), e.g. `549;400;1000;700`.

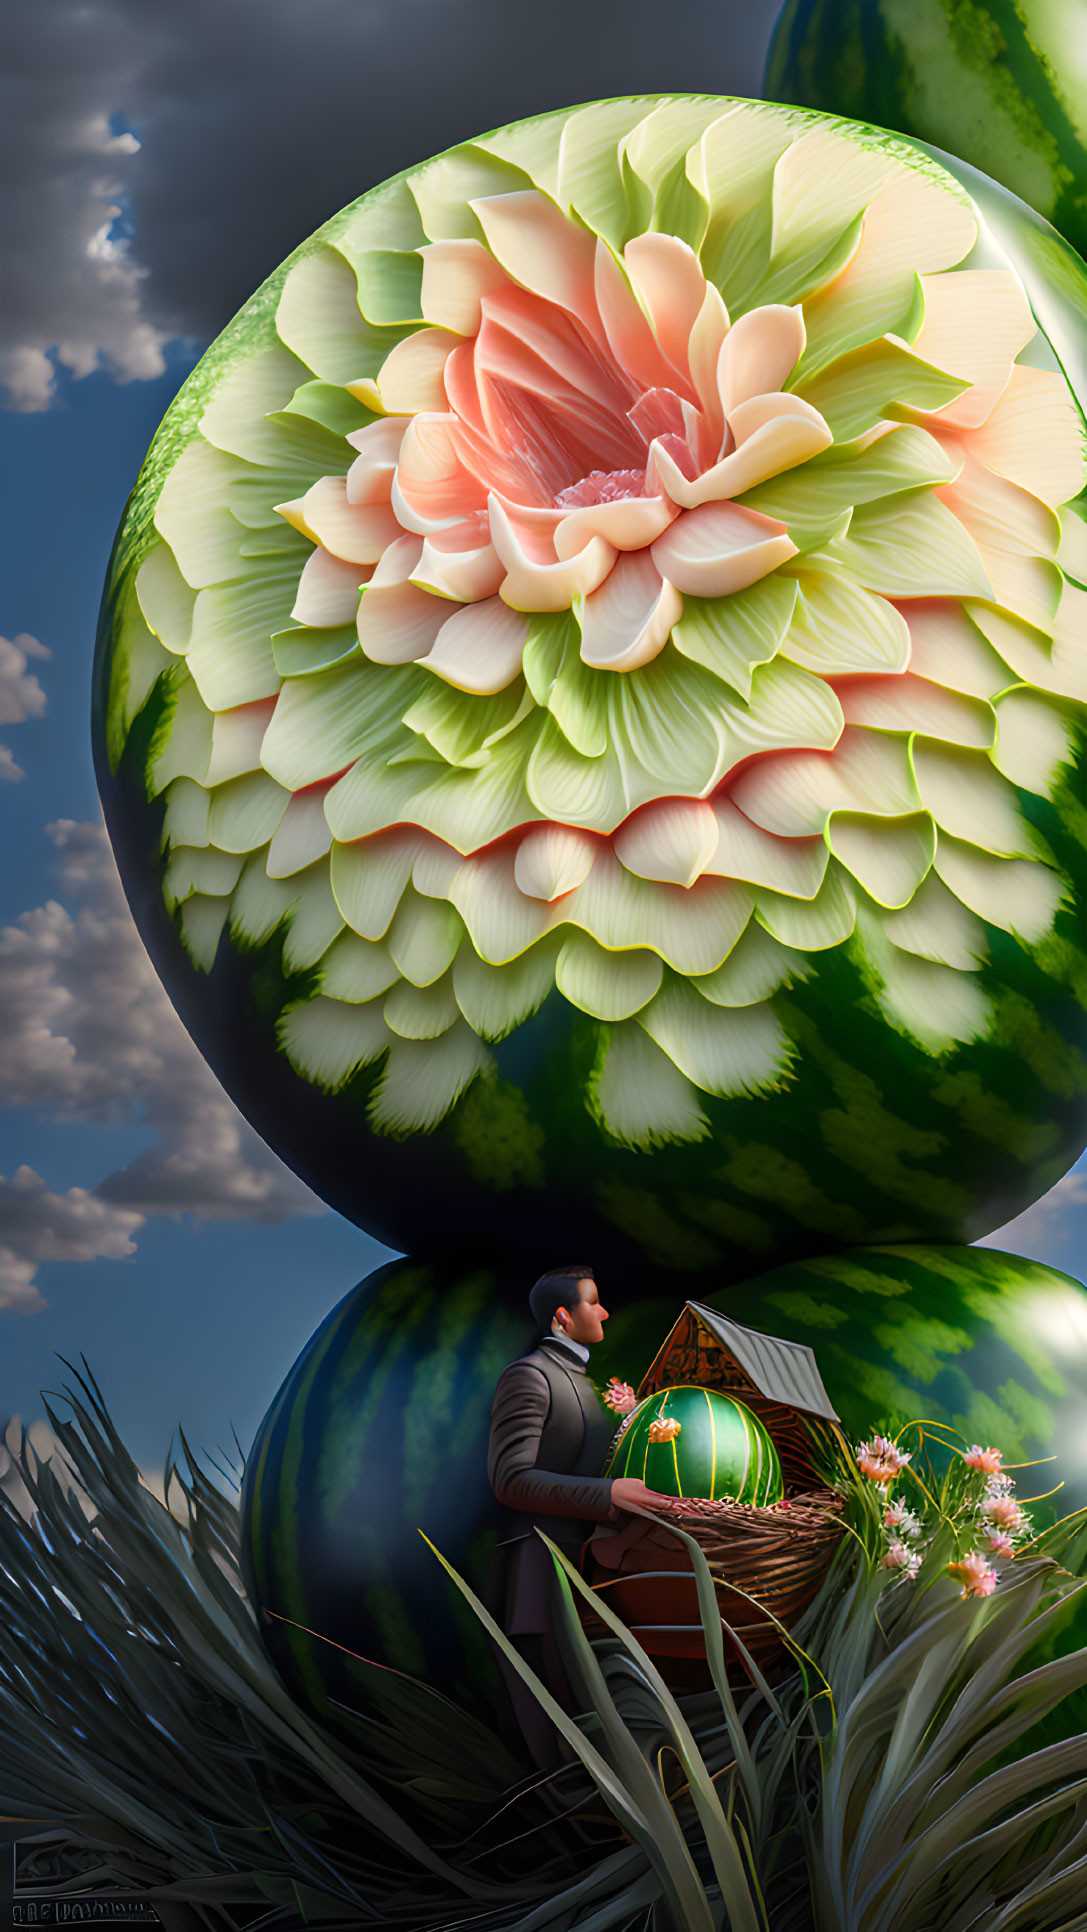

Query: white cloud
0;0;775;408
976;1167;1087;1267
0;817;323;1309
0;630;49;780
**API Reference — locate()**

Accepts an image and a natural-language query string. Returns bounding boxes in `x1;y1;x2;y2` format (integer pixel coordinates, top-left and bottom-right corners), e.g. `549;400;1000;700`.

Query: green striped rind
606;1384;784;1504
765;0;1087;262
599;1242;1087;1516
241;1257;532;1727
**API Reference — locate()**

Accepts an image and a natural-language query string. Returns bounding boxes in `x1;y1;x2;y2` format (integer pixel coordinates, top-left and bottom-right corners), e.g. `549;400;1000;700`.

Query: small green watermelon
605;1384;784;1505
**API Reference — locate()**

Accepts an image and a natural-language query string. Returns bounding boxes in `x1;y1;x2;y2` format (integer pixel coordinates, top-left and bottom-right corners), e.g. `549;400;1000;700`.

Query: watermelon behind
765;0;1087;264
606;1385;785;1504
241;1255;534;1731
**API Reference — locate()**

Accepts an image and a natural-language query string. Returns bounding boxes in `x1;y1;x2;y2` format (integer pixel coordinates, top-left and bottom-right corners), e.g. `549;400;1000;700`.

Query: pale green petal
523;614;608;757
278;378;376;440
136;542;195;654
281;863;345;972
731;727;920;837
318;930;399;1003
452;941;559;1041
198;343;312;465
740;425;957;546
326;715;540;851
692;921;812;1007
153;443;255;589
821;490;992;600
402;677;531;767
933;835;1064;942
272;625;360;680
352;249;425;326
671;576;797;697
228;855;298;948
910;740;1039;858
384;975;461;1040
554;99;656;246
639;978;793;1098
570;850;753;975
968;597;1087;703
1058;503;1087;583
178;895;229;973
779;563;910;676
447;850;556;964
588;1021;709;1149
206;770;290;855
408;144;536;244
991;687;1076;796
878;871;987;971
206;699;276;786
385;887;464;986
792;338;968;443
905;603;1013;699
330;832;419;941
267;790;333;879
105;590;174;765
261;658;419;792
826;811;936;909
367;1022;492;1133
694;105;796;298
187;569;300;711
555;932;663;1021
754;868;856;950
275;244;409;384
278;996;389;1090
163;845;243;907
161;779;210;851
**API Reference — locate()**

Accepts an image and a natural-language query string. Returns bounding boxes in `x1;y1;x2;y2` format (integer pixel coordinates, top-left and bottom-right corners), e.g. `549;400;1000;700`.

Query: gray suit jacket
487;1337;618;1636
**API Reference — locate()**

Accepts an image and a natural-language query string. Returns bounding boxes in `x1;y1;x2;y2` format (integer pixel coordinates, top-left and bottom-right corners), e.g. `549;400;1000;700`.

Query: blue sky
3;0;1085;1491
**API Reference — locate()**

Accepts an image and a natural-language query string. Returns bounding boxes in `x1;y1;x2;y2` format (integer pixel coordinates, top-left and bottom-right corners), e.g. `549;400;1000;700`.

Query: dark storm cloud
0;0;779;405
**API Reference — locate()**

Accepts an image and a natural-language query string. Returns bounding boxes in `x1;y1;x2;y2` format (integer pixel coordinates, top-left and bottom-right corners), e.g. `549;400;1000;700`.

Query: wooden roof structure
635;1302;844;1493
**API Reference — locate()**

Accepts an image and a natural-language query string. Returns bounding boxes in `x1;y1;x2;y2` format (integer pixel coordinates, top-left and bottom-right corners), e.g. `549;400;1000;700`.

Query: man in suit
487;1263;663;1766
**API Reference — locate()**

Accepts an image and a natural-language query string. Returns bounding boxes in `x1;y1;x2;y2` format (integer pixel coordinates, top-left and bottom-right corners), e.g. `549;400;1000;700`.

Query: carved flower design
118;97;1087;1146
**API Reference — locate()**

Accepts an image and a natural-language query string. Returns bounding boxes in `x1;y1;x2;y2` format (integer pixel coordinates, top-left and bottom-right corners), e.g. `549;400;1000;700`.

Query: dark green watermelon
599;1242;1087;1520
241;1255;534;1731
606;1385;784;1503
765;0;1087;266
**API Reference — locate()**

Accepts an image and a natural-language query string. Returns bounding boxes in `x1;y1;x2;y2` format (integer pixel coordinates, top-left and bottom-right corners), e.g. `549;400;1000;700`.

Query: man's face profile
555;1277;609;1347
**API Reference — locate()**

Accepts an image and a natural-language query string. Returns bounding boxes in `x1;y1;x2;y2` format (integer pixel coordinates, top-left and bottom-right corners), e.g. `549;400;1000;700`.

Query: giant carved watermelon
766;0;1087;266
606;1384;784;1503
95;94;1087;1289
240;1255;534;1731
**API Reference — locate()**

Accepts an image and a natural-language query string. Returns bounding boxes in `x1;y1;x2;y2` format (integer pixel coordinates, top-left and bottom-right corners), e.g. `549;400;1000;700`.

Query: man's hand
610;1476;667;1513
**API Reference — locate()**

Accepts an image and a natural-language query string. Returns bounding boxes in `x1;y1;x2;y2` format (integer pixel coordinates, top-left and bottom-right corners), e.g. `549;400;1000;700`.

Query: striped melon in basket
605;1383;785;1505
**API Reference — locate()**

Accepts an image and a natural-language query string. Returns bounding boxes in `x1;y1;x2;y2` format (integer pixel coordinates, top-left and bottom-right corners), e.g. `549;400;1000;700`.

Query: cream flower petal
292;548;369;627
716;305;806;418
686;282;731;447
613;798;720;886
392;413;487;535
471;190;600;319
514;824;599;901
969;365;1087;507
490;495;617;611
650;501;796;597
367;327;461;414
410;536;504;602
421;597;528;693
418;237;511;333
553;493;678;561
622;232;709;378
911;270;1035;430
345;418;408;505
652;393;832;507
294;477;401;565
577;549;682;671
593;241;686;394
356;535;448;663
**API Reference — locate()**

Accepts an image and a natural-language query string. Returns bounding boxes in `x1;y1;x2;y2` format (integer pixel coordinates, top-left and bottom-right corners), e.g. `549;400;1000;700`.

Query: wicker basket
582;1487;844;1681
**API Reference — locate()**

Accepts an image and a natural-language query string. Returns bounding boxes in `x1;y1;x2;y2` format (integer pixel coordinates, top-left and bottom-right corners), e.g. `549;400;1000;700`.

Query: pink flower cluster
856;1435;912;1485
603;1378;637;1416
947;1552;998;1599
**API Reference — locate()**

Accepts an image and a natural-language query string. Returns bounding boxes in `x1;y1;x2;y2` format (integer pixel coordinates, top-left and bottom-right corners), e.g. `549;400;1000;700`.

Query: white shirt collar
546;1331;590;1365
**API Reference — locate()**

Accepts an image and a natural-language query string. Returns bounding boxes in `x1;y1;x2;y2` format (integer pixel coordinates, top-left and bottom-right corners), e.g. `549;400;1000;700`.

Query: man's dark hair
529;1264;595;1336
